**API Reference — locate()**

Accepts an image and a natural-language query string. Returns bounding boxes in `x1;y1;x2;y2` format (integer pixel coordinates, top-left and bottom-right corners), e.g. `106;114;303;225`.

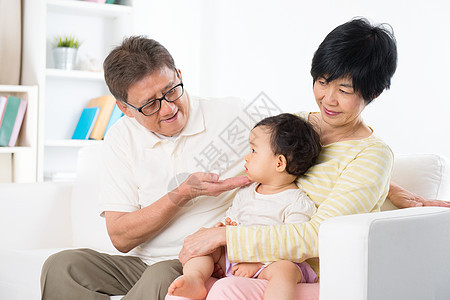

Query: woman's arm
179;188;247;264
388;181;450;208
180;144;394;264
226;144;393;264
179;226;227;265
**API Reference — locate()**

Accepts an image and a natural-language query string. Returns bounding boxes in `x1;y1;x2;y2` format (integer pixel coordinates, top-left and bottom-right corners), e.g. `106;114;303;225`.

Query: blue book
103;104;124;138
72;107;100;140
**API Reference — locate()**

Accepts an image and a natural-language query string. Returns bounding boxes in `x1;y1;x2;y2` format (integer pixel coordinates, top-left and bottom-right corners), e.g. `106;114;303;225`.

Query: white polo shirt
100;94;255;265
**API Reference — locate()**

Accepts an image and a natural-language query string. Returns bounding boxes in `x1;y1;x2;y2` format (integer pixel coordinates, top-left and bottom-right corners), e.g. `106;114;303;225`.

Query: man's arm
105;173;251;253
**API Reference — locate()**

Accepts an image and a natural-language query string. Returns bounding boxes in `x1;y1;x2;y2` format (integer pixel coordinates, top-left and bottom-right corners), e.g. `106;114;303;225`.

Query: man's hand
179;226;226;265
171;173;251;206
389;181;450;209
230;262;264;278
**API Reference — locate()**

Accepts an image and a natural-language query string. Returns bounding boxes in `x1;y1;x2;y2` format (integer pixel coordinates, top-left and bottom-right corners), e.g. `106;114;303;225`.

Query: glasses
124;82;184;116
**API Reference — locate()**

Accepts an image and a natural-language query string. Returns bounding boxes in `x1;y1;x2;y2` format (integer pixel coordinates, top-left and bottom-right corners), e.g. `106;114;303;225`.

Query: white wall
134;0;450;159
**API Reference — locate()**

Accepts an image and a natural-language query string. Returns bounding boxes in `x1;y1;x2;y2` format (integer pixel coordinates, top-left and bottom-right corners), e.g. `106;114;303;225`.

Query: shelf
0;85;38;182
45;139;103;147
47;0;133;18
0;85;38;93
46;68;105;81
22;0;134;181
0;147;34;154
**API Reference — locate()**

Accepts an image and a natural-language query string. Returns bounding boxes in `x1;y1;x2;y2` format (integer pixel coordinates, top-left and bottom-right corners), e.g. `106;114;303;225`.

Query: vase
52;47;78;70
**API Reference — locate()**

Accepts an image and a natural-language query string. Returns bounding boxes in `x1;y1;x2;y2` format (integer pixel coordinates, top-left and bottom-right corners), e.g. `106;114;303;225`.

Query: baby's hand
216;217;238;227
215;222;225;227
231;262;264;278
224;217;238;226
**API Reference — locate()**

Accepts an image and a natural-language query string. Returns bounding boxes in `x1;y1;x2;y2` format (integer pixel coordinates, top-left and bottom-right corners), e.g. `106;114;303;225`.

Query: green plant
55;35;81;48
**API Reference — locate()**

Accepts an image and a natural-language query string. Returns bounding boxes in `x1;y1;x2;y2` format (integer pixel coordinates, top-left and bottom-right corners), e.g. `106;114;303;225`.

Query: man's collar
179;94;205;137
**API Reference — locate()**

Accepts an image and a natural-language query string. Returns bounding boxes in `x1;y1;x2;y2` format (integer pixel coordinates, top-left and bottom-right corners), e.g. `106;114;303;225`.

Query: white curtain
0;0;22;85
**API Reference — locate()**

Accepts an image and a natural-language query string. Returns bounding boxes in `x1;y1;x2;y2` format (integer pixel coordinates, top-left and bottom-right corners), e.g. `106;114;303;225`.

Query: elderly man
40;36;253;300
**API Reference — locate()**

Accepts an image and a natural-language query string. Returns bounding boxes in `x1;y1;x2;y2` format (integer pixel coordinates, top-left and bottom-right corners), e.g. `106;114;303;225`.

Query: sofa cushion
383;154;450;210
71;144;120;254
0;182;72;249
0;248;66;300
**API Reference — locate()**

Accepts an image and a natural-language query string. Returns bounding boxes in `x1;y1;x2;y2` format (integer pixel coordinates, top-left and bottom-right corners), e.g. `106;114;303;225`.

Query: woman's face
313;76;367;128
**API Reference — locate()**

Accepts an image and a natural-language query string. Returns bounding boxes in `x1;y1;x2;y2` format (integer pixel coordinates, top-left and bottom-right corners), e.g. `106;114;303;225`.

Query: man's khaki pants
40;248;182;300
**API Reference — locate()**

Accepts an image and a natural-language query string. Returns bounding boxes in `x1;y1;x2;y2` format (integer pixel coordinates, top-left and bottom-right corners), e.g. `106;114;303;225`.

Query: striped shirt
226;112;394;275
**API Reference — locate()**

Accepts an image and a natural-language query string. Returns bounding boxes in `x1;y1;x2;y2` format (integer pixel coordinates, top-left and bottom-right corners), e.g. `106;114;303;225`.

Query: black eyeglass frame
123;81;184;116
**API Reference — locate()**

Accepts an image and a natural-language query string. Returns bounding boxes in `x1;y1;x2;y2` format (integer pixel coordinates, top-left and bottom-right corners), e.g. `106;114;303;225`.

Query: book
72;107;100;140
103;103;124;138
7;99;27;147
87;95;116;140
0;96;21;146
0;96;7;127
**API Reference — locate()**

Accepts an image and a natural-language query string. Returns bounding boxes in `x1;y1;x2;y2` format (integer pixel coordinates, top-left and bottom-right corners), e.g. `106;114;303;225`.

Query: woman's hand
179;226;227;265
389;181;450;208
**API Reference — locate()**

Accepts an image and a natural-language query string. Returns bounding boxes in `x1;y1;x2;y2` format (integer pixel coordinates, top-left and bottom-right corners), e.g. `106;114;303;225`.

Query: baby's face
244;126;278;183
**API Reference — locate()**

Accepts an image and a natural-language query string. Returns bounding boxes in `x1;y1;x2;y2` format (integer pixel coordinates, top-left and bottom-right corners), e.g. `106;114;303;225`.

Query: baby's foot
168;275;207;299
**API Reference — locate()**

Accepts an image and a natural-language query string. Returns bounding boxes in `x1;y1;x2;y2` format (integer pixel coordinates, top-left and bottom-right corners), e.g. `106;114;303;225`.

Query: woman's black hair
254;113;321;176
311;18;398;104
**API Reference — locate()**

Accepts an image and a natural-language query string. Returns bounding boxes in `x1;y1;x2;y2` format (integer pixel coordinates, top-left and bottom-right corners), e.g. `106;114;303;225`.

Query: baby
168;113;322;300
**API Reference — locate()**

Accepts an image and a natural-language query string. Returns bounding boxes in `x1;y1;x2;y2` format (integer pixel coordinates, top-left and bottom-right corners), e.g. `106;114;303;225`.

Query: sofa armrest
319;207;450;300
0;182;73;250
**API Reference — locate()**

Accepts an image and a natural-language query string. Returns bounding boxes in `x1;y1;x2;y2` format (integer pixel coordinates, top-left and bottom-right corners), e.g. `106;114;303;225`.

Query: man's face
118;67;189;137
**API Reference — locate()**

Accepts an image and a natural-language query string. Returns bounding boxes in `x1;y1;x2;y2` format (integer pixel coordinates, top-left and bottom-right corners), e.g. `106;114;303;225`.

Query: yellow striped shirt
226;112;394;275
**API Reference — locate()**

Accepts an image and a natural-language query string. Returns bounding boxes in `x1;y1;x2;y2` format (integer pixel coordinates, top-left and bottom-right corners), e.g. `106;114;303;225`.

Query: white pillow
71;144;120;254
382;153;450;210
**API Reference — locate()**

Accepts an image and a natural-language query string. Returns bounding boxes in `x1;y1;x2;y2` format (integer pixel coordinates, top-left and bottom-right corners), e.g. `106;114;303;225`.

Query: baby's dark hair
254;113;322;176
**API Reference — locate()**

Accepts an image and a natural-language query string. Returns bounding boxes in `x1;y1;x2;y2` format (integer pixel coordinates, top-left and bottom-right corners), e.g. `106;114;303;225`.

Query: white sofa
0;145;449;300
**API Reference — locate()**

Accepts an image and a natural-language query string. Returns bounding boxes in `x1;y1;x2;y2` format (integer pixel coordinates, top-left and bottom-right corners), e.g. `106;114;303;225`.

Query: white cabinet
22;0;135;181
0;85;38;182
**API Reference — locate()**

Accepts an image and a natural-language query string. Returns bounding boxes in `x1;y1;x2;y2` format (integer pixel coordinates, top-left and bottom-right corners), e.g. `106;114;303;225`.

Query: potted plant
52;34;82;70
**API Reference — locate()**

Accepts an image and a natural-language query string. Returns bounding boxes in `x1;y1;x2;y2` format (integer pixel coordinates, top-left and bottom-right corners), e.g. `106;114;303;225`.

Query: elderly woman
168;18;403;300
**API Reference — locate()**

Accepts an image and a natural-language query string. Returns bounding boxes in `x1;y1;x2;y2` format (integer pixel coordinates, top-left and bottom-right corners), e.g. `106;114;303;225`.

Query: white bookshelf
47;0;133;17
45;139;102;147
0;85;38;182
22;0;135;181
